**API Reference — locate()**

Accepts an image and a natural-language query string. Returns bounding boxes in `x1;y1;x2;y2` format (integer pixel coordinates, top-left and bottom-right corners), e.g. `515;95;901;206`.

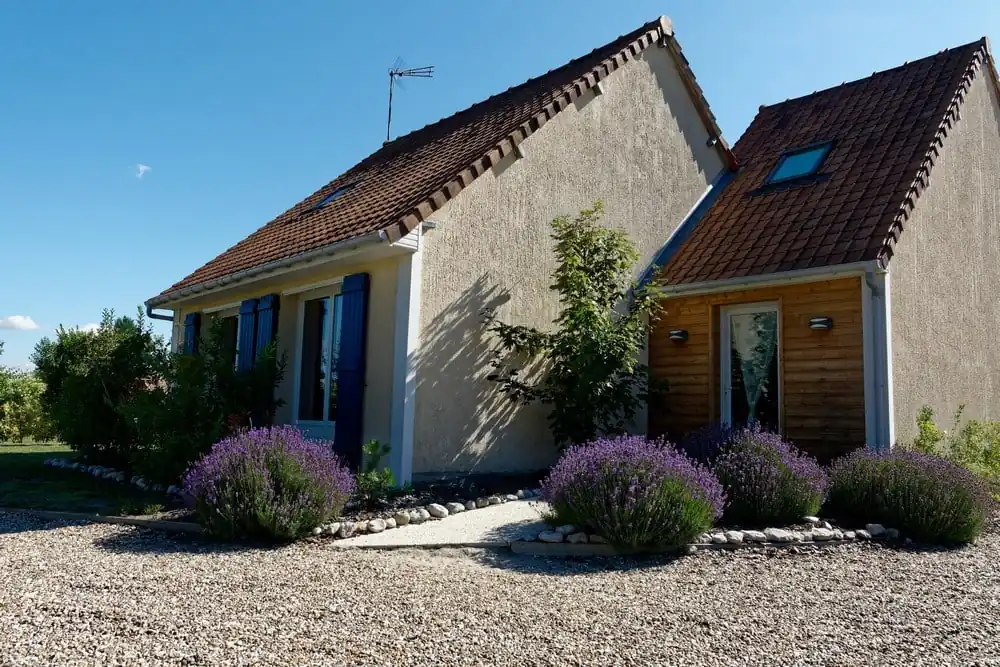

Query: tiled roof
152;16;735;303
659;39;990;285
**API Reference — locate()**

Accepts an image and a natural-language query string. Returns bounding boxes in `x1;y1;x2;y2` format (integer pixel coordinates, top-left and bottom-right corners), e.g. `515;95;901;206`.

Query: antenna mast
386;63;434;143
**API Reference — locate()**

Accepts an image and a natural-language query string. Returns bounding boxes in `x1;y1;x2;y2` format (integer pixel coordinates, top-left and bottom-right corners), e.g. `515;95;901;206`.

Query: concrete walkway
335;501;549;548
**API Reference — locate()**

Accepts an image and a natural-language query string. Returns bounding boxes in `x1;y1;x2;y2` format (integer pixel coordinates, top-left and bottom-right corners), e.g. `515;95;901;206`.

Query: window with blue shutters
183;313;201;354
255;294;280;358
332;273;370;470
236;299;258;372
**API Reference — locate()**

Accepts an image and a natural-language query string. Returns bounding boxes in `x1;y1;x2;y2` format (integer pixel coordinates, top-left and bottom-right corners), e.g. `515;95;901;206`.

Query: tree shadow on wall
413;273;554;473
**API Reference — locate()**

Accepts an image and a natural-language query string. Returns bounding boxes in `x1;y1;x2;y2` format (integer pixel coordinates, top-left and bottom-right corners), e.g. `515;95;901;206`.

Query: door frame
290;285;342;440
720;301;782;429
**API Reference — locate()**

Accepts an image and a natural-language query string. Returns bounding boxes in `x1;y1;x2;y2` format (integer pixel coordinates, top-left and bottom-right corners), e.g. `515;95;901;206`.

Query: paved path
337;500;549;547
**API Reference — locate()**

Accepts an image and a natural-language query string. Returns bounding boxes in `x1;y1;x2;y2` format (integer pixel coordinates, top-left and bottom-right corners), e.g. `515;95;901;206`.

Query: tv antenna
386;57;434;143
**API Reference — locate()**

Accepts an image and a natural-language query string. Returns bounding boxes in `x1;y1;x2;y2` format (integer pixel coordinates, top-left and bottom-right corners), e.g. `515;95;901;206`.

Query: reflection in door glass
729;310;779;430
298;297;331;421
328;295;344;421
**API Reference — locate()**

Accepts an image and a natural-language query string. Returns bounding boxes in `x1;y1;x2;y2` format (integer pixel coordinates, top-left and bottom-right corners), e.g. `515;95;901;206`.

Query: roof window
313;184;355;210
767;143;832;184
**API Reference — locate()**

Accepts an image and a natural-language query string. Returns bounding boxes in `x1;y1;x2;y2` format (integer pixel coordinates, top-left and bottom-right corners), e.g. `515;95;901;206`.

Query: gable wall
412;44;727;475
891;61;1000;442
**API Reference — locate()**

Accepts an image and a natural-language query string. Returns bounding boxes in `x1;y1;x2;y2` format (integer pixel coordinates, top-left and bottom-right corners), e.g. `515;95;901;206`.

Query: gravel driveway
2;512;999;666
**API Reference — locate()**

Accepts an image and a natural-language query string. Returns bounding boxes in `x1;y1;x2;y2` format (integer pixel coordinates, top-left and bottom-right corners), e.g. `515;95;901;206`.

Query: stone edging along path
511;518;903;557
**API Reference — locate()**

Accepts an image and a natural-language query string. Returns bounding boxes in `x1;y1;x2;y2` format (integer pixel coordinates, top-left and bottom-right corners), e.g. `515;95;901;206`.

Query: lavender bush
825;449;993;544
679;423;741;464
711;426;827;527
540;435;725;550
183;425;355;541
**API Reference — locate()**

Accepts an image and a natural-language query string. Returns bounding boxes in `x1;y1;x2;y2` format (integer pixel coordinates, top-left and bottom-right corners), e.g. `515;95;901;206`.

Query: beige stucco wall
413;44;727;475
891;63;1000;443
169;253;401;447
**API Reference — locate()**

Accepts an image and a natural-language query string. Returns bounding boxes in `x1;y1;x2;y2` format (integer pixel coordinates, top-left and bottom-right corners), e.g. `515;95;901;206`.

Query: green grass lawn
0;442;168;515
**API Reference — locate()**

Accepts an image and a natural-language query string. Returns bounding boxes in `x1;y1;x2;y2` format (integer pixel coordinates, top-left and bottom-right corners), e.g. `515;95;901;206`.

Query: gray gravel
3;511;1000;666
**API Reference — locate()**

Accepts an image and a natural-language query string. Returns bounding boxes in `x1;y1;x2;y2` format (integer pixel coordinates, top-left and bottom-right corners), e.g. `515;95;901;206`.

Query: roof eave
146;229;387;309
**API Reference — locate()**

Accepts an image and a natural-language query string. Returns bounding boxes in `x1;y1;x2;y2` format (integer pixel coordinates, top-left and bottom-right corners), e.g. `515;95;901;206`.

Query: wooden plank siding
648;277;866;461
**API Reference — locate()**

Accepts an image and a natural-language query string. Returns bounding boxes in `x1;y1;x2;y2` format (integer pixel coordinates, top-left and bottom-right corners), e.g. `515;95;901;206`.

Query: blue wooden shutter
254;294;280;357
183;313;201;354
333;273;370;469
237;298;258;372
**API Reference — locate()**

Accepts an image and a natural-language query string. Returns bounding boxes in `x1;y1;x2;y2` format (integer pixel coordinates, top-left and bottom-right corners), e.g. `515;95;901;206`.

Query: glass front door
721;303;780;431
294;293;344;441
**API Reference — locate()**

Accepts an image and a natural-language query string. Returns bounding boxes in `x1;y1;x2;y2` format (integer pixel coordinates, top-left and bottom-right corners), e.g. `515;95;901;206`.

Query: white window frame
720;301;781;428
291;285;342;439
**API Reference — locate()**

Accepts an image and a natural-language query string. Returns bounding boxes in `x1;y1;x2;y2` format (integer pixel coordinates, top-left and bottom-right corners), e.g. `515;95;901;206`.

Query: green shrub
31;310;166;465
910;405;1000;499
122;319;285;485
183;426;354;541
484;201;666;448
0;347;56;443
540;436;725;551
825;449;993;544
354;440;399;508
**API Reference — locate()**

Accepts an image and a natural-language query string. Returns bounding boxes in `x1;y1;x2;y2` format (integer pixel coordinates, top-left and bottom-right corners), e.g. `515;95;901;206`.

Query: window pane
770;146;828;182
298;297;331;421
729;310;780;431
328;294;344;422
219;316;238;366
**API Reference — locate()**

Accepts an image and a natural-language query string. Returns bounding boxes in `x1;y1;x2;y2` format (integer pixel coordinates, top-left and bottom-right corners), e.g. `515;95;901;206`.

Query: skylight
767;143;832;184
314;184;354;209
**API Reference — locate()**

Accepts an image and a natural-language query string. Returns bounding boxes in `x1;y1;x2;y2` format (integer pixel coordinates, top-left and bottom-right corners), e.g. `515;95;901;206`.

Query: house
144;16;736;482
648;38;1000;461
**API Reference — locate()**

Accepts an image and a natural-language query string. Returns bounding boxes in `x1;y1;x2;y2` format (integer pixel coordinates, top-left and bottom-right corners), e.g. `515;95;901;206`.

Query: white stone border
520;517;901;553
314;490;541;540
43;458;183;497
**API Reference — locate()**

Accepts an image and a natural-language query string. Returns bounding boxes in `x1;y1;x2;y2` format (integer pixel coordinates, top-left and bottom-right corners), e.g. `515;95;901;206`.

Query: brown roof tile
152;16;735;303
659;39;990;285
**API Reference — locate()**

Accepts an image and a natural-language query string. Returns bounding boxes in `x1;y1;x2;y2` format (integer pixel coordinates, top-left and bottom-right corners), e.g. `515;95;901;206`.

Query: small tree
484;201;664;448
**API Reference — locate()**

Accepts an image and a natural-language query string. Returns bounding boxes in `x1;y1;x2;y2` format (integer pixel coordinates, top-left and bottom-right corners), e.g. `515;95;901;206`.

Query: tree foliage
121;319;286;484
0;343;56;442
31;310;166;464
484;201;665;448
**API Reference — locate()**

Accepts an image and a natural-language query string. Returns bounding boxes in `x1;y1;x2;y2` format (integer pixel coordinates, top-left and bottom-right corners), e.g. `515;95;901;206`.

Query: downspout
865;269;892;450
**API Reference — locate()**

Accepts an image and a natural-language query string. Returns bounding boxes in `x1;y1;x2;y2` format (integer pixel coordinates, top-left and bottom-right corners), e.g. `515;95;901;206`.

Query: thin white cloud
136;164;152;179
79;323;100;333
0;315;39;331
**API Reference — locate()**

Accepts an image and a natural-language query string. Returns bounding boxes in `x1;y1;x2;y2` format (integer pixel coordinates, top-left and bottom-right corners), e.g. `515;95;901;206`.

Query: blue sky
0;0;995;367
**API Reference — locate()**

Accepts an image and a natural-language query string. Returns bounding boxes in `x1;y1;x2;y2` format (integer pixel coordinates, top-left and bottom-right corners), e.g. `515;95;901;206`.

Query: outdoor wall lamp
668;329;689;341
809;316;834;330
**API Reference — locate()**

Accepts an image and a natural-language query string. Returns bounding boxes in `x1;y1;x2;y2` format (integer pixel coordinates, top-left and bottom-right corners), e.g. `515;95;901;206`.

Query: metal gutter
659;260;886;298
145;229;386;308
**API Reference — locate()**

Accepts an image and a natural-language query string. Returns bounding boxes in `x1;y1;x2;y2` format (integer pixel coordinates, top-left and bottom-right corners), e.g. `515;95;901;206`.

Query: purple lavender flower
183;425;355;541
711;424;827;527
826;448;994;544
540;435;725;550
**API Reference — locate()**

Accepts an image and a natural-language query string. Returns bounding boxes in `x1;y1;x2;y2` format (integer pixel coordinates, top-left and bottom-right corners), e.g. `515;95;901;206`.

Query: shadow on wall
413;274;557;474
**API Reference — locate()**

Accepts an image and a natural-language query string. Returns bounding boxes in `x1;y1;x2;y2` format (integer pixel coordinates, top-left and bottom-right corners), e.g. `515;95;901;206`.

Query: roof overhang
658;260;886;299
147;225;422;310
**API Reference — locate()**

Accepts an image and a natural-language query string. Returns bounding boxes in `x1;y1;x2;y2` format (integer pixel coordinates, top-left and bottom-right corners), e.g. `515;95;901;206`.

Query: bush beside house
30;311;284;486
